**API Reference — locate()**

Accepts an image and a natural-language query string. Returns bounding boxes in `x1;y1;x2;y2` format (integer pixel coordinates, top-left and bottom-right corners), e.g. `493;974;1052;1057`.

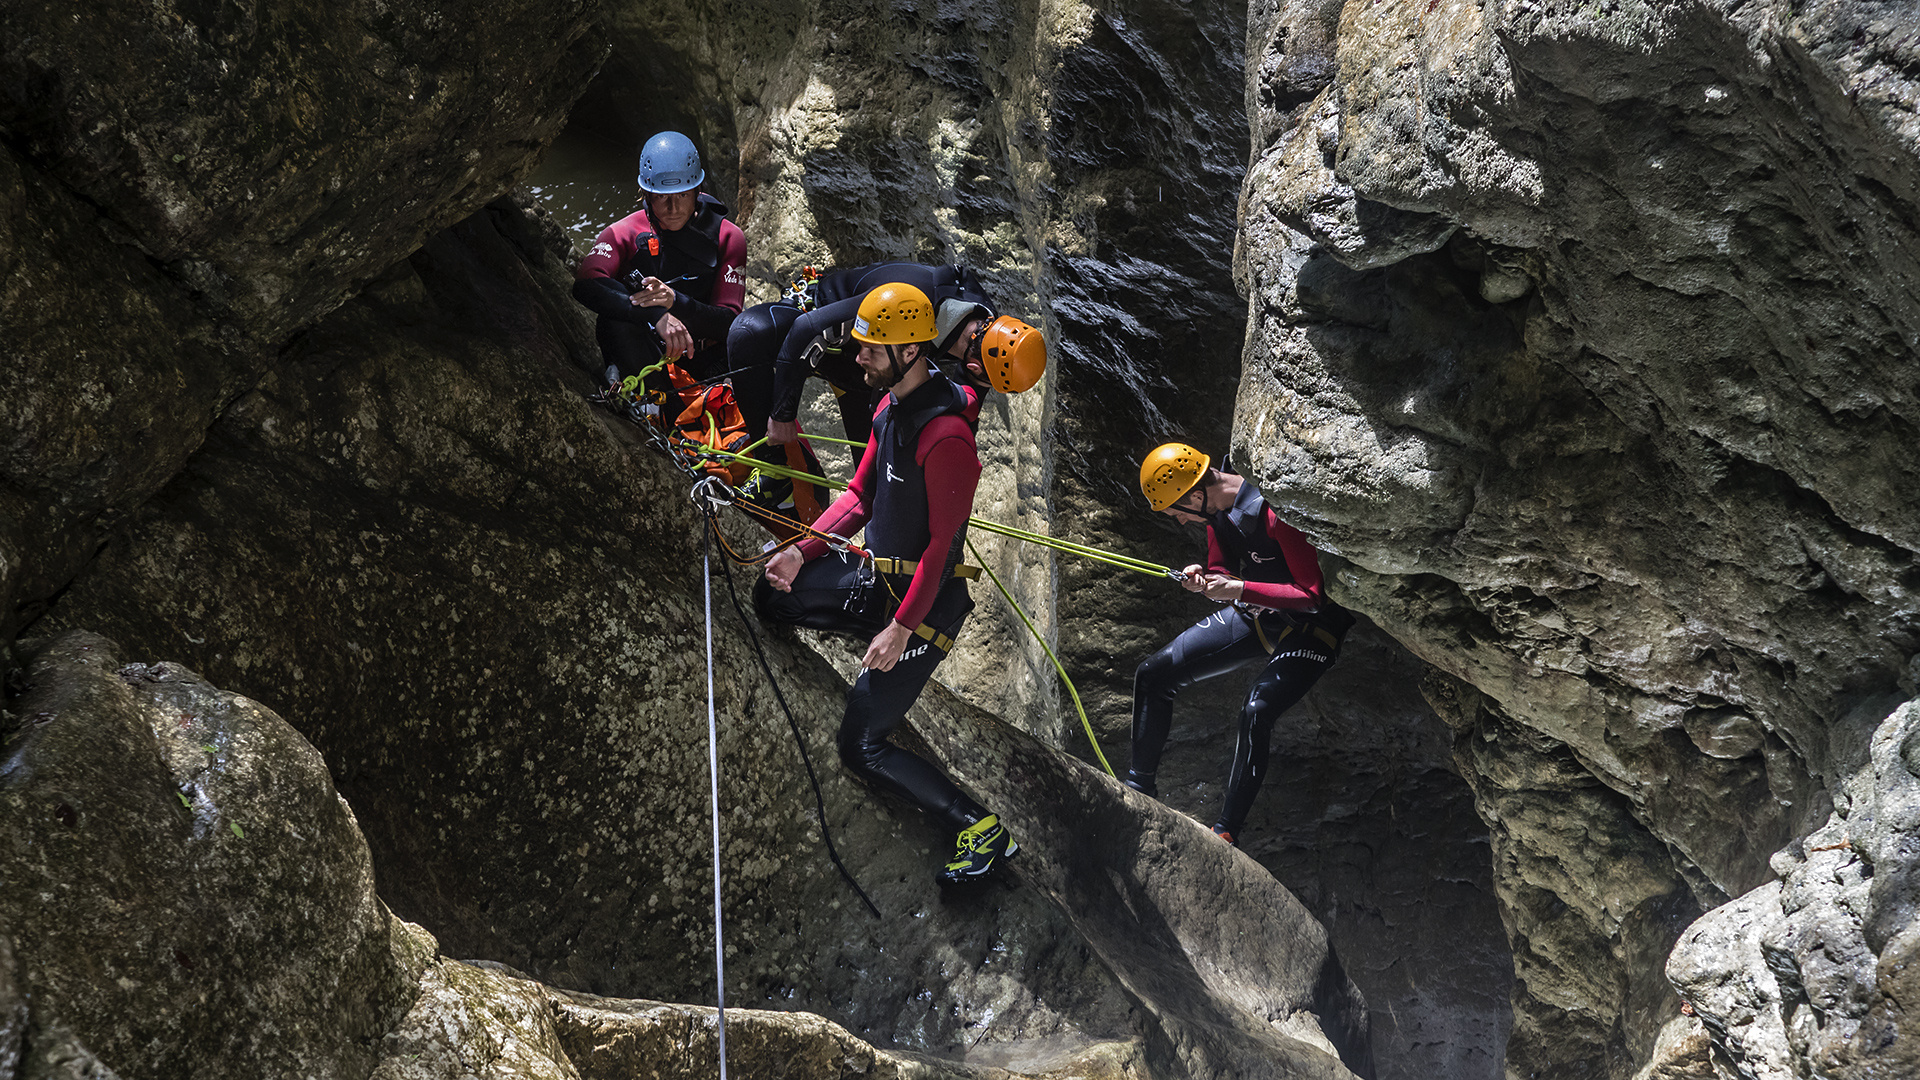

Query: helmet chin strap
880;343;912;389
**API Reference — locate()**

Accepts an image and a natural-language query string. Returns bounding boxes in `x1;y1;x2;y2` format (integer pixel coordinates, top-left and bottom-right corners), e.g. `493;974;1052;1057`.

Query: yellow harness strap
913;622;957;652
1248;614;1339;655
870;556;981;580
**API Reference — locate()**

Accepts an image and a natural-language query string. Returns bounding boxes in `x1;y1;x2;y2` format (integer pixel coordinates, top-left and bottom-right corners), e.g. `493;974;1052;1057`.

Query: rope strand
699;524;731;1078
699;502;884;919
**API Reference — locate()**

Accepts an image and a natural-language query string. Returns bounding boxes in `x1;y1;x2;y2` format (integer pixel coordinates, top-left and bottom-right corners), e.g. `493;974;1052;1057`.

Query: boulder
1666;697;1920;1079
0;631;415;1080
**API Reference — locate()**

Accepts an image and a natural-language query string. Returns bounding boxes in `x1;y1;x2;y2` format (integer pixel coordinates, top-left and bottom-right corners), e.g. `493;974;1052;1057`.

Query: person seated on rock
1127;444;1356;847
573;130;746;406
726;262;1022;449
755;284;1016;886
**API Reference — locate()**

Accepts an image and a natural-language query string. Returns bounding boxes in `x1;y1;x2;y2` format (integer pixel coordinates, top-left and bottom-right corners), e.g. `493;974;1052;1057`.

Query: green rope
693;444;840;489
966;538;1114;776
965;518;1175;578
700;445;1178;579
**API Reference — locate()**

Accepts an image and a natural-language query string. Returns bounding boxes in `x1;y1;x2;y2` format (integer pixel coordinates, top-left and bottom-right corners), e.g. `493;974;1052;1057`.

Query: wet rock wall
0;0;602;640
1235;0;1920;1075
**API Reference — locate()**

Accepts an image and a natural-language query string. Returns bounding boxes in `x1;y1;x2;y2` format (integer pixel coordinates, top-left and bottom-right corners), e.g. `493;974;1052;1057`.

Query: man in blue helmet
574;131;746;404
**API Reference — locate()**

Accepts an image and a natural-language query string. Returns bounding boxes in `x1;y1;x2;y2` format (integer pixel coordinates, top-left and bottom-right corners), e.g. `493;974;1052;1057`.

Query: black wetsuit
1129;480;1353;836
572;194;746;388
755;372;986;830
726;263;993;443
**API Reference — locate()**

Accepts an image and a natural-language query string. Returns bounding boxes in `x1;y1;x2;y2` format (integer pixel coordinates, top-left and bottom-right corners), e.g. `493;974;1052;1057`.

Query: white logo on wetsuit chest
1247;551;1275;562
886;463;904;483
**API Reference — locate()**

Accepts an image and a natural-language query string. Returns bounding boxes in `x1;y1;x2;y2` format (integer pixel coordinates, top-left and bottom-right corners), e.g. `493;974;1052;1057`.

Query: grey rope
702;523;730;1079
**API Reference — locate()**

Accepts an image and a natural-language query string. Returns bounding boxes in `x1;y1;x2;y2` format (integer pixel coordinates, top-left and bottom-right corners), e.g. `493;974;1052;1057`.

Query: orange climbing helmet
976;316;1047;393
1139;442;1211;512
852;283;936;345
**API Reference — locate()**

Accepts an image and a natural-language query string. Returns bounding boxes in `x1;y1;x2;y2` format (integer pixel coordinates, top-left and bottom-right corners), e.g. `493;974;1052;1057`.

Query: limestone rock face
1237;0;1920;1075
0;0;602;639
0;630;1141;1080
1664;697;1920;1080
0;631;415;1080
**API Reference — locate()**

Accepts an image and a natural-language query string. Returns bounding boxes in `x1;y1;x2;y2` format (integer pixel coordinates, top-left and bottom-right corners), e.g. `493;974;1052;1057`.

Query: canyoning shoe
938;815;1017;886
1212;825;1238;848
1123;770;1158;798
737;467;795;514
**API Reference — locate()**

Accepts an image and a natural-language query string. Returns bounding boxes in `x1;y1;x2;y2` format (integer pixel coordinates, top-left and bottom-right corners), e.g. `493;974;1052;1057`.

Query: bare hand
656;312;693;359
1199;574;1244;602
1177;564;1207;593
861;620;914;673
630;276;677;308
767;418;799;446
764;547;802;592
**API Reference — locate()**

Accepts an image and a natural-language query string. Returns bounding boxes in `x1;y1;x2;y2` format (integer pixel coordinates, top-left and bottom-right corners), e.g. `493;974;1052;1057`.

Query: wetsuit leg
837;583;984;831
596;317;665;384
833;382;876;446
727;303;798;441
1129;609;1268;788
1216;642;1336;836
753;551;890;638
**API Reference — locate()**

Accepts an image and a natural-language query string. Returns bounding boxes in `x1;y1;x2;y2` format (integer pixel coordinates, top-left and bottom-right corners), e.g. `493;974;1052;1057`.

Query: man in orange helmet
725;262;1044;448
1129;444;1355;847
756;283;1018;886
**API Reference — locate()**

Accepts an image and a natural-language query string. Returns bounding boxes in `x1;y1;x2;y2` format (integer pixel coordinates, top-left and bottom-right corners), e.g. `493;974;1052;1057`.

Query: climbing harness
696;486;731;1078
779;265;821;311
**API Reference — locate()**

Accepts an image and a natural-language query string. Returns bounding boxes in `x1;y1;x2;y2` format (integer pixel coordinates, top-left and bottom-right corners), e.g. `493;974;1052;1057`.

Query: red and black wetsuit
1129;478;1352;837
725;262;993;444
755;371;991;831
573;194;746;385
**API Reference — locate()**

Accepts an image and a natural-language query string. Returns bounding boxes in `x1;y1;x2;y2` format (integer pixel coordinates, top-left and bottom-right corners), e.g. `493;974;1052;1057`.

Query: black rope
699;504;883;920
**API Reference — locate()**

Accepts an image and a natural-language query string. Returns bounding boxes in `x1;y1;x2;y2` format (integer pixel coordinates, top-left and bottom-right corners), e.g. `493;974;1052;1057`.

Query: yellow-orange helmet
1139;443;1210;511
977;316;1047;393
852;283;936;345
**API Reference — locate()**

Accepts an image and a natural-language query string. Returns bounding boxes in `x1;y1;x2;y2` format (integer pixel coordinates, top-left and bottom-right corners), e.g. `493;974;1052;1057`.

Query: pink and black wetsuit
755;371;993;832
1128;478;1353;838
573;194;746;384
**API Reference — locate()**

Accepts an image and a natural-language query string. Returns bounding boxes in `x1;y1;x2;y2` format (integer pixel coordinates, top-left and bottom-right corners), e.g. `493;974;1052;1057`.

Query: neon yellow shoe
938;814;1017;885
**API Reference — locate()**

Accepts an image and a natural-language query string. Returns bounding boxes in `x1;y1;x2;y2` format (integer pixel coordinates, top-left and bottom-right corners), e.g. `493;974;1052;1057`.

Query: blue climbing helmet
637;131;705;194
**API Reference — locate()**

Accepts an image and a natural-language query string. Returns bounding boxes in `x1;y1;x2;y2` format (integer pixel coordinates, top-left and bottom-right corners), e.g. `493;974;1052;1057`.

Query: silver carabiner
690;475;736;513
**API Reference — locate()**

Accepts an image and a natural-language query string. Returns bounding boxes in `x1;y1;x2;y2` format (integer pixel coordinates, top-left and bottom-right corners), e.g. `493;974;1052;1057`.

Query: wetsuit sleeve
1205;526;1228;574
770;295;862;423
891;419;980;630
670;220;747;340
1237;510;1327;611
797;432;878;560
572;217;665;326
